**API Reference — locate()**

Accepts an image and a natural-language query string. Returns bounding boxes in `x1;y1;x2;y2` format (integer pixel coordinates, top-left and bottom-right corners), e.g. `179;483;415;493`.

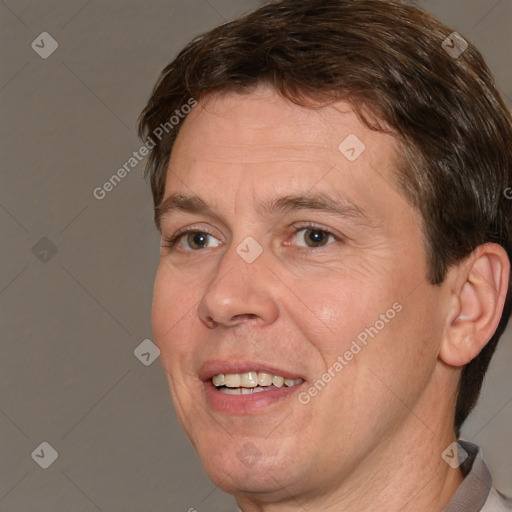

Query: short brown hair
138;0;512;436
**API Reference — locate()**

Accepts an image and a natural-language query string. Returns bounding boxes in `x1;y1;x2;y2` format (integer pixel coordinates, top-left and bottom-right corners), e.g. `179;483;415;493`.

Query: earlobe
439;244;510;368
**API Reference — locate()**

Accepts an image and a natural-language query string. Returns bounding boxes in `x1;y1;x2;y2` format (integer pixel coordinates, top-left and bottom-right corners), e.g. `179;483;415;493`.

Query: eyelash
161;223;340;253
161;227;218;250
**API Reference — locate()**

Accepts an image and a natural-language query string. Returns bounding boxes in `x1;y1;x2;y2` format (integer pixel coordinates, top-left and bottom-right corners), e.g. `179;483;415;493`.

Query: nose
196;243;279;329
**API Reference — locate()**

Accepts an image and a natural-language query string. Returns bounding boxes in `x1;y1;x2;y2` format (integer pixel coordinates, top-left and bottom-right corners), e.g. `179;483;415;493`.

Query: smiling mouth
212;371;304;395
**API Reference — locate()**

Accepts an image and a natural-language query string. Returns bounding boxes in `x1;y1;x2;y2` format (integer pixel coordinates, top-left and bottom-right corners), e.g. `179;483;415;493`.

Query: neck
235;415;465;512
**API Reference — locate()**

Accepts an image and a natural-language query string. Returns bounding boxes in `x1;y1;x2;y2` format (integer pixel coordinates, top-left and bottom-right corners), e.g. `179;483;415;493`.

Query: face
152;86;450;502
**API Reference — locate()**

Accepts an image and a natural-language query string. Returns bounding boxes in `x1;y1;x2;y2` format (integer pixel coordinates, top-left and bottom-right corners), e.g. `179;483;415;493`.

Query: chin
197;440;295;495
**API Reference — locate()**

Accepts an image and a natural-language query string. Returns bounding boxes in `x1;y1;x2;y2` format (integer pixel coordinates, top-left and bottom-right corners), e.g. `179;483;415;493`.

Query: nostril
202;316;218;329
234;313;259;321
202;313;260;329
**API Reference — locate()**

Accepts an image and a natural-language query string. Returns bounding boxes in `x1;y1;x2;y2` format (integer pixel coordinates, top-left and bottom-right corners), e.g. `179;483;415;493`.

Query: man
138;0;512;510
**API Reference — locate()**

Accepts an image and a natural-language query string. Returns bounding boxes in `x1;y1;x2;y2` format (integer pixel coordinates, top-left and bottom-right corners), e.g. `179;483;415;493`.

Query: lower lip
203;381;305;414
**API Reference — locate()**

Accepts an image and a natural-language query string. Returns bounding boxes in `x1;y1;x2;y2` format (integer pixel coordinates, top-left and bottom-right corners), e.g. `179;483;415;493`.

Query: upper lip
199;359;305;382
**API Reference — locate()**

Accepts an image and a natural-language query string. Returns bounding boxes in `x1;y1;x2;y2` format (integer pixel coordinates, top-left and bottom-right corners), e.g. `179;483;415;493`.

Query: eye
165;230;222;251
292;227;336;248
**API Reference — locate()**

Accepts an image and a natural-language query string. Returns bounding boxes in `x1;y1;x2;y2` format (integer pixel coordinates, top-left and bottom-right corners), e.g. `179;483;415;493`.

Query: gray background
1;0;511;510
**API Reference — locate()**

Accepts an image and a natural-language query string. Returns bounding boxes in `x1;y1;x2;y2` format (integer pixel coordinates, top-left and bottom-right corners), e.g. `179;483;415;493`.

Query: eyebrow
156;192;371;229
261;194;368;221
156;193;213;229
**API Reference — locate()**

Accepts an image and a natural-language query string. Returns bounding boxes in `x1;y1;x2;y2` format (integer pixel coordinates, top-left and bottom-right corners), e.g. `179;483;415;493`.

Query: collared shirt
233;441;511;511
442;440;512;512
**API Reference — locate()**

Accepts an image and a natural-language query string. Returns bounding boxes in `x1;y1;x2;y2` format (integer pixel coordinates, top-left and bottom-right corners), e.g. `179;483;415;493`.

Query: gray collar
441;440;492;512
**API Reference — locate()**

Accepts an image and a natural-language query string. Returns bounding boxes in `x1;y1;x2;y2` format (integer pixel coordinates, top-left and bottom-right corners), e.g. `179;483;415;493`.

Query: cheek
151;264;201;361
284;270;394;357
354;284;446;409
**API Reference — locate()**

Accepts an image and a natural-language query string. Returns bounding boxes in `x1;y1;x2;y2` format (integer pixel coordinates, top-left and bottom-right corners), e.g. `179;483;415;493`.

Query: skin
151;85;508;511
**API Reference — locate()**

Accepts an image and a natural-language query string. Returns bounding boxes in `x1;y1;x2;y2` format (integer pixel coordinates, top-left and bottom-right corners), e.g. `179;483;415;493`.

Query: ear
439;243;510;367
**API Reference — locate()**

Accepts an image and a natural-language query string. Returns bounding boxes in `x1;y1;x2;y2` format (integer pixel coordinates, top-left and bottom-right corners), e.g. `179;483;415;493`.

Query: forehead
163;85;409;226
170;86;383;165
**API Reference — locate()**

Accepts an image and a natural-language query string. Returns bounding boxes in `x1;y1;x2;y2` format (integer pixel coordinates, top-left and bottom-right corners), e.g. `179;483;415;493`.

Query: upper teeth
212;372;303;388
